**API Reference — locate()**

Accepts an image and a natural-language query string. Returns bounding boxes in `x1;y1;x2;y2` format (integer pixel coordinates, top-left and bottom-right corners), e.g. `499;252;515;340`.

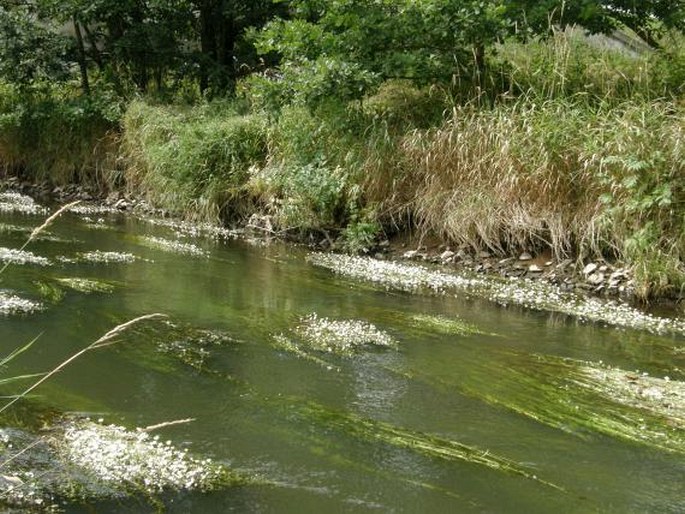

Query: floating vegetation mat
0;419;237;511
66;203;119;216
410;314;492;336
55;278;115;294
273;314;397;368
0;192;47;215
60;419;230;493
0;292;42;315
137;215;240;241
0;247;50;266
287;401;563;491
139;236;207;257
71;251;138;264
308;253;685;335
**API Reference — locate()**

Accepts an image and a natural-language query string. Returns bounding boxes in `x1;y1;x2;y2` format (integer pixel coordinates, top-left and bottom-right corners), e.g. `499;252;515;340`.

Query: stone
478;251;491;259
587;272;605;285
403;250;419;259
528;264;543;273
583;263;598;275
440;250;455;262
518;252;533;261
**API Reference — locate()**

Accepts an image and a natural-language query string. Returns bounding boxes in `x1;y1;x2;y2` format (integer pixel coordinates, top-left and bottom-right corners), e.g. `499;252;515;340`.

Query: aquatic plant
410;314;492;336
55;278;115;294
75;251;137;264
0;417;237;510
291;401;563;491
139;236;207;257
0;248;50;267
294;313;396;355
309;253;685;336
0;193;47;216
0;293;42;315
60;419;231;494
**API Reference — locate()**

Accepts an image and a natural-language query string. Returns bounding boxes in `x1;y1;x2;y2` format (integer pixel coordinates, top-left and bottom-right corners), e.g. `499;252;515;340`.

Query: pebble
583;263;598;275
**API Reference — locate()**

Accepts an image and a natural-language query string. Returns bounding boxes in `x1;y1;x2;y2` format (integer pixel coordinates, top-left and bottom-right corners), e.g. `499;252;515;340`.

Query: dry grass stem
0;314;167;416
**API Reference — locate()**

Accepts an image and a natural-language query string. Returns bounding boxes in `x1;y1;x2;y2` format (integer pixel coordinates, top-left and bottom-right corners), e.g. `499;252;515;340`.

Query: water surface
1;205;684;513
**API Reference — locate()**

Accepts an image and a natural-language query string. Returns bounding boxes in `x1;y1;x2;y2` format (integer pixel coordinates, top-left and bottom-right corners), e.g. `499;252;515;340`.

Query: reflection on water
1;203;685;513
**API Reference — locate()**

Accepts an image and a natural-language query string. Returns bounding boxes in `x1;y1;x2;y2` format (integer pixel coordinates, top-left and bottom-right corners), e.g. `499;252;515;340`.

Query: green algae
55;278;116;294
406;349;685;455
410;313;494;336
286;400;564;491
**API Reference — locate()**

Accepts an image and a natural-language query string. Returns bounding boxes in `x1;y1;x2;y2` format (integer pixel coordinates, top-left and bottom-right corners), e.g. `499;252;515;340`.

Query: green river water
1;202;684;512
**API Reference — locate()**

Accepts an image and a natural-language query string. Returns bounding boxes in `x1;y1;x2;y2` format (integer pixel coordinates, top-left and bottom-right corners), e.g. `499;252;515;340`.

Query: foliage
504;0;685;47
254;0;507;102
123;100;268;220
0;3;69;89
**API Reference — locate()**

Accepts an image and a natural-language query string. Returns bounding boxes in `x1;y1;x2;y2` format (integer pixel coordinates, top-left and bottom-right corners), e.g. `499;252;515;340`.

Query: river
1;196;684;512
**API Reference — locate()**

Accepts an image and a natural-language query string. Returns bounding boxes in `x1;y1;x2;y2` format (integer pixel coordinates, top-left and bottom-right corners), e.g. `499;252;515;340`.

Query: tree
504;0;685;47
255;0;508;101
0;2;69;90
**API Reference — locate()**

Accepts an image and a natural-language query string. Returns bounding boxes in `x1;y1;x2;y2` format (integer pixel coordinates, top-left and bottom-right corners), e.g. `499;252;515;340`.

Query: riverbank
1;33;683;302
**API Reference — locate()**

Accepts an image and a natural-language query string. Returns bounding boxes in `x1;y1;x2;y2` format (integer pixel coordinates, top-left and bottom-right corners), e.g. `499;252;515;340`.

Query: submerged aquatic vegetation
34;281;65;303
0;292;42;315
60;419;231;493
577;366;685;428
309;253;685;335
437;351;685;454
0;247;50;266
291;401;562;491
75;251;138;264
139;236;207;257
0;193;47;216
411;314;491;336
55;278;115;294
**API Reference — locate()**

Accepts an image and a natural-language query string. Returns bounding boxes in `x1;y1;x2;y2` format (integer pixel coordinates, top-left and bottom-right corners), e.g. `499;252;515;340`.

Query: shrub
122;100;268;221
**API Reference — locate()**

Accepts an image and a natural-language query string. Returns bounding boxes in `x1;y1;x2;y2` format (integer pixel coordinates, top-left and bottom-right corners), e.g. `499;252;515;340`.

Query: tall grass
0;83;121;188
122;100;268;221
401;98;684;297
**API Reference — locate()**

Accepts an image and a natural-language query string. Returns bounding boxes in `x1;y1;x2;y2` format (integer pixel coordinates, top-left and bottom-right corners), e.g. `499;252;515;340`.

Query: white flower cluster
489;277;685;335
140;236;207;257
581;365;685;423
309;253;685;336
0;247;51;266
62;420;222;493
0;292;42;315
138;216;239;241
308;252;484;293
56;277;115;294
77;251;138;263
0;192;47;215
294;313;397;355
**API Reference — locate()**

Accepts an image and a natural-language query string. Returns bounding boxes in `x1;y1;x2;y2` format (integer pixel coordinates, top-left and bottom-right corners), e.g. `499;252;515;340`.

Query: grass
122;100;268;222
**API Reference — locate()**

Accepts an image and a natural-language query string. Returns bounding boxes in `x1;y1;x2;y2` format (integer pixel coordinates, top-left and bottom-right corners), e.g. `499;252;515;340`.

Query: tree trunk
73;17;90;95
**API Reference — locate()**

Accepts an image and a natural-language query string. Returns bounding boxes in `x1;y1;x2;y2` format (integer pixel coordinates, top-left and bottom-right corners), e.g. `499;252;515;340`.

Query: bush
123;100;268;221
0;84;121;186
